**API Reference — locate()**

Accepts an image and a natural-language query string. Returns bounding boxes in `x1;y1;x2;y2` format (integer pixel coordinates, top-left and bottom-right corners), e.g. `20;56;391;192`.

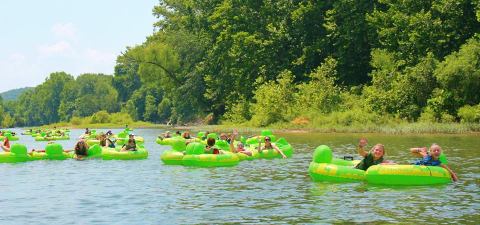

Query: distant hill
0;87;33;101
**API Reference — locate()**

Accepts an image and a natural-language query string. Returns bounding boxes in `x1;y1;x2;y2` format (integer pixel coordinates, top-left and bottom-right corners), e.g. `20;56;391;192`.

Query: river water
0;128;478;224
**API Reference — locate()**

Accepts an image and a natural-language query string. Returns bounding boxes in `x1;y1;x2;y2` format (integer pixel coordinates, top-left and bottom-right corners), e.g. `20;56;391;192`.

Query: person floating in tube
410;144;458;181
229;129;252;156
74;139;90;159
0;138;11;152
257;136;287;159
121;133;137;151
355;138;395;170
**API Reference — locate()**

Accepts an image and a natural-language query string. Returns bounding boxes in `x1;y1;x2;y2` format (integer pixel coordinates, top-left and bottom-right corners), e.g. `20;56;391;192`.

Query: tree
324;0;377;85
367;0;479;65
433;37;480;115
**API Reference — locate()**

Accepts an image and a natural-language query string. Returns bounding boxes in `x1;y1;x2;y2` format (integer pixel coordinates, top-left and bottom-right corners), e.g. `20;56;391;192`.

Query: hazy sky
0;0;157;93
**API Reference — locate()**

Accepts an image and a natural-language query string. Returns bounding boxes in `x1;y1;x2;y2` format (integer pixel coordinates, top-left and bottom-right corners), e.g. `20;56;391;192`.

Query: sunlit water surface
0;129;478;224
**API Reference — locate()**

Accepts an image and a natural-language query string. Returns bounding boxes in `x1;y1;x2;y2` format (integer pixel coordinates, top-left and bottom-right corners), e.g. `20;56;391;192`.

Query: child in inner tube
410;143;458;181
122;134;137;151
229;129;252;156
205;138;221;154
355;138;394;170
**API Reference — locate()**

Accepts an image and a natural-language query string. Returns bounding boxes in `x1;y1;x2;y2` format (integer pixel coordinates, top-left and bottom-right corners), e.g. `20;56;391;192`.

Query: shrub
441;113;455;123
295;57;341;114
70;116;83;125
457;104;480;123
250;70;296;126
110;112;134;124
222;97;251;124
418;107;437;123
91;110;111;124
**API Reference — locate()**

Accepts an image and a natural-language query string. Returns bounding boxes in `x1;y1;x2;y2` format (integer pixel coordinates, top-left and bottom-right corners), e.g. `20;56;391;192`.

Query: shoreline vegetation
39;123;480;135
35;112;480;135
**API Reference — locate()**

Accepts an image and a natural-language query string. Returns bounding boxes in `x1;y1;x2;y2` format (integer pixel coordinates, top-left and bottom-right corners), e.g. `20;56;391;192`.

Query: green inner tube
250;138;293;159
101;147;148;160
34;136;70;141
182;153;240;167
0;144;30;163
0;136;20;141
309;145;452;185
31;143;73;160
309;162;366;182
160;150;185;165
366;165;451;185
161;145;241;167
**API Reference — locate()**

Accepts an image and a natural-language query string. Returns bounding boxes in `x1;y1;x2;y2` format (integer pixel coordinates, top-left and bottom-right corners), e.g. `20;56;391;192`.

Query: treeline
2;0;480;127
2;73;119;126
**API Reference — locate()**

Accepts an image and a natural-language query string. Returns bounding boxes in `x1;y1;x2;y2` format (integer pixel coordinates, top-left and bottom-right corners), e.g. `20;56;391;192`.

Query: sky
0;0;158;93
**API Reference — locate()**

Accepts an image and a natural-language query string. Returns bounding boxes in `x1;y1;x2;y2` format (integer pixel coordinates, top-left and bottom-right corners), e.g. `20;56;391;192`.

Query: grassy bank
39;111;169;129
39;122;480;135
42;121;166;129
174;122;480;135
29;111;480;135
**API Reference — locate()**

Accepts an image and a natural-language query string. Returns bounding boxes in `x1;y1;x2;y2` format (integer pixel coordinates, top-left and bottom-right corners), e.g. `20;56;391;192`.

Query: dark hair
207;138;215;147
75;141;88;156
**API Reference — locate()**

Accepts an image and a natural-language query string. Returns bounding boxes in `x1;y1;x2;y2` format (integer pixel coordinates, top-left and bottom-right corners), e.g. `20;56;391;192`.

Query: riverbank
173;122;480;135
40;121;167;129
30;120;480;135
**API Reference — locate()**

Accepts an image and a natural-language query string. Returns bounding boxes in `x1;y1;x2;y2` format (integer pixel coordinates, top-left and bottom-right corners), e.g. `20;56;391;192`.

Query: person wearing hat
121;133;137;151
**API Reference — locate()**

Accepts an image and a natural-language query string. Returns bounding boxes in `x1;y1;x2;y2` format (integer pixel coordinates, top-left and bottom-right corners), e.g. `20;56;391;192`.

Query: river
0;128;478;224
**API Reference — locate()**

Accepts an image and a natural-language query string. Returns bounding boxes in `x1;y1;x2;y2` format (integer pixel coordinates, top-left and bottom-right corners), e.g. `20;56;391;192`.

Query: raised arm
410;147;428;158
230;130;238;153
357;138;368;157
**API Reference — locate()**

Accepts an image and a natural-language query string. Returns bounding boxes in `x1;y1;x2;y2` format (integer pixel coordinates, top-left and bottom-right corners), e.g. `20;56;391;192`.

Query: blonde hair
429;143;442;153
371;144;385;156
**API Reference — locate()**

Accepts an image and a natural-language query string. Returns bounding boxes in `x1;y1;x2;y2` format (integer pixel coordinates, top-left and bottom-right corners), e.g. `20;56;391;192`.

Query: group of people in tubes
0;127;459;180
354;138;458;181
159;129;288;158
0;127;138;160
160;130;457;181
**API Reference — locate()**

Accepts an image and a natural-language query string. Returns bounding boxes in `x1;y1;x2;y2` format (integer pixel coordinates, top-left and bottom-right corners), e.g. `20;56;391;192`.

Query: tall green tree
367;0;479;65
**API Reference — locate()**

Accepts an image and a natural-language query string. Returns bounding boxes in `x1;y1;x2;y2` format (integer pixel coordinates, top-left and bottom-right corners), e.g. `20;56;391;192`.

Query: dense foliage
1;0;479;128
